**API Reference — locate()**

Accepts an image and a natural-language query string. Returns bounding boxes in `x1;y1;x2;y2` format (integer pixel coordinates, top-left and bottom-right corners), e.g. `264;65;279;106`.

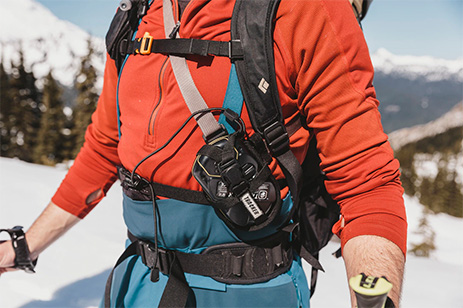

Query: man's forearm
343;235;405;308
26;201;81;260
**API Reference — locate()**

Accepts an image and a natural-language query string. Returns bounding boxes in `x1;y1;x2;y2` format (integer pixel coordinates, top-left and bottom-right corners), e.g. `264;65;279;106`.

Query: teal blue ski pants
103;194;310;307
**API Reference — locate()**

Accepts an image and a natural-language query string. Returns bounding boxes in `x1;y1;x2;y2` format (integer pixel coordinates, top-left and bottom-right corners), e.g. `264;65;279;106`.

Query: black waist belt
104;231;293;308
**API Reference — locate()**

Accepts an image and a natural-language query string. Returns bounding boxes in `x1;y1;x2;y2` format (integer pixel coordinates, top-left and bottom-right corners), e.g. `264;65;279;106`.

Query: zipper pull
169;21;181;39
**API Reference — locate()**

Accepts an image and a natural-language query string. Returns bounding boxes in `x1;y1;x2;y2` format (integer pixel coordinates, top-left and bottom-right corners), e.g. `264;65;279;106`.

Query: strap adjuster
263;122;290;157
136;32;154;55
228;40;243;60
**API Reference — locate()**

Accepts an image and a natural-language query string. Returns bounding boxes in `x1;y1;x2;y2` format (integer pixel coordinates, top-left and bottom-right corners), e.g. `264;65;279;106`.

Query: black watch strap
0;226;37;273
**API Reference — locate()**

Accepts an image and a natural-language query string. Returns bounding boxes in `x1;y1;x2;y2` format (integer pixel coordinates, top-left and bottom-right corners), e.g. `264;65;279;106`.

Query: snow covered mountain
0;0;106;88
1;0;461;131
371;48;463;82
2;0;462;87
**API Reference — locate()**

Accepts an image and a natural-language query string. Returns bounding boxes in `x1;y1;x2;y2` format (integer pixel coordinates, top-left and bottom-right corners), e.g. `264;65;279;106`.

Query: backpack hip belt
104;230;293;307
129;231;293;284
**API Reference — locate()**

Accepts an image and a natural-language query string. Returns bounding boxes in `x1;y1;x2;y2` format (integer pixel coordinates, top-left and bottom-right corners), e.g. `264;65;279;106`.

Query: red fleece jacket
52;0;407;255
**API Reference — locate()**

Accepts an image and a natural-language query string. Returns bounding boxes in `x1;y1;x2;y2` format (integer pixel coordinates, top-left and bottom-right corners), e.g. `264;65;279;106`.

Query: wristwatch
0;226;37;273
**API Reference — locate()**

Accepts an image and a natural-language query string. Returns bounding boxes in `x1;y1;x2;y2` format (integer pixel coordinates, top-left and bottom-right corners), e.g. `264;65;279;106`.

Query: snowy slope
0;0;105;88
0;157;462;307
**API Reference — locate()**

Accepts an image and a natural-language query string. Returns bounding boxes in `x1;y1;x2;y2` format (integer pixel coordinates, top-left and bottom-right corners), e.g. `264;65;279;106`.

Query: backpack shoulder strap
231;0;303;211
231;0;283;145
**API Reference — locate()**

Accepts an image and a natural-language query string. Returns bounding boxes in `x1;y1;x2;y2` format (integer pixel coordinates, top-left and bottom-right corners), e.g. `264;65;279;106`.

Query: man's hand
0;201;80;276
343;235;405;308
0;240;17;275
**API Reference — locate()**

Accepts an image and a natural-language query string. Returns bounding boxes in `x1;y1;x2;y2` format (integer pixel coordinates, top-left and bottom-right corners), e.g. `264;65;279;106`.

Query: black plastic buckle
137;241;160;282
218;158;242;185
118;166;147;191
203;125;228;144
228;40;243;60
158;249;175;274
263;122;290;157
0;226;36;273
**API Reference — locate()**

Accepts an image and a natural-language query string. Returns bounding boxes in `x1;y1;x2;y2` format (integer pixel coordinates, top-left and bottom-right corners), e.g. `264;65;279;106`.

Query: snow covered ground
0;157;462;307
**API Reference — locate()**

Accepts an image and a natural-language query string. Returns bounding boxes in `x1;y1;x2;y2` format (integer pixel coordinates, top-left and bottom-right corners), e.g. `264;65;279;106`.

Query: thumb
0;240;16;269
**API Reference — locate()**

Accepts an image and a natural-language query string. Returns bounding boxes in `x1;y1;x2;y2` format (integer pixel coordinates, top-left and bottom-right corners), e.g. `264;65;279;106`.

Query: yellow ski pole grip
349;273;393;308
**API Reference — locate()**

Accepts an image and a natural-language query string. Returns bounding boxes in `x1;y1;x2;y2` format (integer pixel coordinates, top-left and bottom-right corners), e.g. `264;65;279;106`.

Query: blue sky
37;0;462;59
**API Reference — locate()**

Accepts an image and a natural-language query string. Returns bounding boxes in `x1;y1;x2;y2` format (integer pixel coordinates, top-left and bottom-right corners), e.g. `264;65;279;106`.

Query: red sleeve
276;0;407;255
52;55;121;218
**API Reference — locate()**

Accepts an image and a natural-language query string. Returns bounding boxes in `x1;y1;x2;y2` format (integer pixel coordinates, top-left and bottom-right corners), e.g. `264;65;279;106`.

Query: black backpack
106;0;372;296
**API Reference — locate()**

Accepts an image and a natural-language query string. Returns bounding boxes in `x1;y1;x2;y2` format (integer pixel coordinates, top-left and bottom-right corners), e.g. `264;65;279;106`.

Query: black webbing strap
128;232;293;284
118;166;210;204
299;247;324;298
103;238;191;308
104;232;293;307
104;240;139;308
150;182;210;204
125;36;244;59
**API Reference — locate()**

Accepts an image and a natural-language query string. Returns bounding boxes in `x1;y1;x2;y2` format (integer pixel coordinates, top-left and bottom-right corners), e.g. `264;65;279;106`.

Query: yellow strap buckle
137;32;153;55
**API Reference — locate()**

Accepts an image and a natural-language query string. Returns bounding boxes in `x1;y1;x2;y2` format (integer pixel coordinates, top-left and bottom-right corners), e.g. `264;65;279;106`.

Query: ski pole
349;273;395;308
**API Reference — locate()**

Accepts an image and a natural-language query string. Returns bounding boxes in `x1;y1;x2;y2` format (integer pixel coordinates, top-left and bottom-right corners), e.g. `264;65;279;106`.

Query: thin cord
130;107;226;181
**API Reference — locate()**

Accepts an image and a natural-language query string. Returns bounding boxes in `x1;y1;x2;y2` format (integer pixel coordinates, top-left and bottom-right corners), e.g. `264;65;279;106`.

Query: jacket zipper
148;57;169;135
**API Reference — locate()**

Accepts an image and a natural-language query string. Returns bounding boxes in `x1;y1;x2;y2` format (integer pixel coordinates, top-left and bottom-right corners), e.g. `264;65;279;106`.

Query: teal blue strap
218;63;244;134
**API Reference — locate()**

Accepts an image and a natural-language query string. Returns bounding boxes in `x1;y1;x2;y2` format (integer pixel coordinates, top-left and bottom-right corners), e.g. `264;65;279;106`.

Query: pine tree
71;38;99;158
409;209;436;257
430;164;449;214
33;71;66;165
7;49;41;162
442;170;463;217
0;59;13;157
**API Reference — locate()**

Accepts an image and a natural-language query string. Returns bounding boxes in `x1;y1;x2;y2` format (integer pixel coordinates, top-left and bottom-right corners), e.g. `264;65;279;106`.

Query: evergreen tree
7;49;41;162
442;169;463;218
0;59;13;157
430;164;449;214
71;38;99;158
395;147;417;196
409;209;436;257
33;71;66;165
